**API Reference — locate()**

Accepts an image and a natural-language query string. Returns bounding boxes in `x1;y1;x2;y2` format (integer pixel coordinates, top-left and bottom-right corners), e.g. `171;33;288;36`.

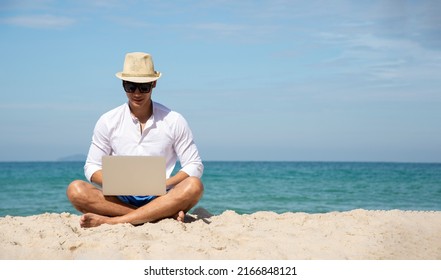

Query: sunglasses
122;81;154;93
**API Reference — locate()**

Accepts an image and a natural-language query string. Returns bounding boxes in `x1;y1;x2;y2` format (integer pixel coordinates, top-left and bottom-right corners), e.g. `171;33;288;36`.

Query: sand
1;208;440;260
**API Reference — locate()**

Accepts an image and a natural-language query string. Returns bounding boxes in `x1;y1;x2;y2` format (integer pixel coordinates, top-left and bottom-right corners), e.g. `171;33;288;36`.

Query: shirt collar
126;102;156;126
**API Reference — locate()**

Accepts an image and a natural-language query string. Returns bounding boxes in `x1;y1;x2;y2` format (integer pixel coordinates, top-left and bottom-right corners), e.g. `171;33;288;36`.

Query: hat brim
115;72;161;83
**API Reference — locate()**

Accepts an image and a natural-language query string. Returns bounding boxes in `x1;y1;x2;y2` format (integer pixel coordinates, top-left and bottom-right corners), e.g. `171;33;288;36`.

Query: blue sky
0;0;440;162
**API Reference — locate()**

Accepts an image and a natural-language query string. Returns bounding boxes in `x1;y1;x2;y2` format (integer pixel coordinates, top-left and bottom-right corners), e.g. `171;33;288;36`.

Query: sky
0;0;440;162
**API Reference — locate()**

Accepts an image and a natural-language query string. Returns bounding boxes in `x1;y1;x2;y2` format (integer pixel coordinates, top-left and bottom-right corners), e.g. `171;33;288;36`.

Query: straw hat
115;52;162;83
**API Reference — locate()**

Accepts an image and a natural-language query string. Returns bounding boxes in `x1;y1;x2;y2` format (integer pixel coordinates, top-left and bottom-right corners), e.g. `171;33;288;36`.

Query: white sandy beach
1;208;440;260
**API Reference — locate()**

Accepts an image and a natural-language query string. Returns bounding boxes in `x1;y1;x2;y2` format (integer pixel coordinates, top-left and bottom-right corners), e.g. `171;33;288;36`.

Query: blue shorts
117;195;158;208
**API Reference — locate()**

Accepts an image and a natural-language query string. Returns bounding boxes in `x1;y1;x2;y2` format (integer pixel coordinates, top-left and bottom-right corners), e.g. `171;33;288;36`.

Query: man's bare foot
81;210;186;228
174;210;185;222
80;213;113;228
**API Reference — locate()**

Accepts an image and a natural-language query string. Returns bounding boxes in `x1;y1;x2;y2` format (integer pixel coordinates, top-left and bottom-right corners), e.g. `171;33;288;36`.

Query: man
66;52;204;228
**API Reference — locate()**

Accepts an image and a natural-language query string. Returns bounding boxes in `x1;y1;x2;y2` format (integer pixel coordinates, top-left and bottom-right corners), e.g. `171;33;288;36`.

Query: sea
0;161;440;217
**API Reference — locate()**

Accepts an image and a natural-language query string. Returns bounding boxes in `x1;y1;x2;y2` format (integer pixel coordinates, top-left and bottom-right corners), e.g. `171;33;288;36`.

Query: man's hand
166;171;189;188
91;170;103;187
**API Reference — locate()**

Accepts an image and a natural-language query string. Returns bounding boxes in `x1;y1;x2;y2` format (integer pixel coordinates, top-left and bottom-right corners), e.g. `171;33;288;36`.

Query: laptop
102;156;167;196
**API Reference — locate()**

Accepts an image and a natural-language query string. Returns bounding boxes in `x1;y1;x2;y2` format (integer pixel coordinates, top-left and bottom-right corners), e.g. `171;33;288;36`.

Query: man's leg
66;180;136;216
73;177;204;228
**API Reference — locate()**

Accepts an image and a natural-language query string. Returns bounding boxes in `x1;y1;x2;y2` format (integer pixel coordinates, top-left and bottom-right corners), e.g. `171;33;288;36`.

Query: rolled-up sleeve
84;116;112;182
173;114;204;178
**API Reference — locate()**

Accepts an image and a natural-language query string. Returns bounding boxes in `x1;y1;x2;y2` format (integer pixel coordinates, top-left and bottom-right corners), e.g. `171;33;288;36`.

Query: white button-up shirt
84;102;204;182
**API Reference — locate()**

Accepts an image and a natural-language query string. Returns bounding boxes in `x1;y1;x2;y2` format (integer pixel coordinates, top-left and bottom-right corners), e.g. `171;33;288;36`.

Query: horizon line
1;159;440;164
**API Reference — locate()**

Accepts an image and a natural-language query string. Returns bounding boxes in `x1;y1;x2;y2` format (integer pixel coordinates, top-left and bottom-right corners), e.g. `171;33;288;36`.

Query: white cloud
2;14;75;29
0;0;55;10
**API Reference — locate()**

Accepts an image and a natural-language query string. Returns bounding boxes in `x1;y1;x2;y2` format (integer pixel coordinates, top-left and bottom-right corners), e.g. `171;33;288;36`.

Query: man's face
123;81;156;108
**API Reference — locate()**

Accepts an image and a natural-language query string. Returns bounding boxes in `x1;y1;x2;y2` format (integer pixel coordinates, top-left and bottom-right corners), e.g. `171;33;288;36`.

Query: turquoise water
0;161;440;217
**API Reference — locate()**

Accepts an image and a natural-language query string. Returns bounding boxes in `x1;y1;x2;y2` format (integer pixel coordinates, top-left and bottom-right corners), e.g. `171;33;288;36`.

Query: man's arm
166;171;189;188
90;170;103;187
84;114;112;183
172;114;204;179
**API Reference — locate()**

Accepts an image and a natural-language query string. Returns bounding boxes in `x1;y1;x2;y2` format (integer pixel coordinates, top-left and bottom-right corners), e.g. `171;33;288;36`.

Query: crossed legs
66;177;204;228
